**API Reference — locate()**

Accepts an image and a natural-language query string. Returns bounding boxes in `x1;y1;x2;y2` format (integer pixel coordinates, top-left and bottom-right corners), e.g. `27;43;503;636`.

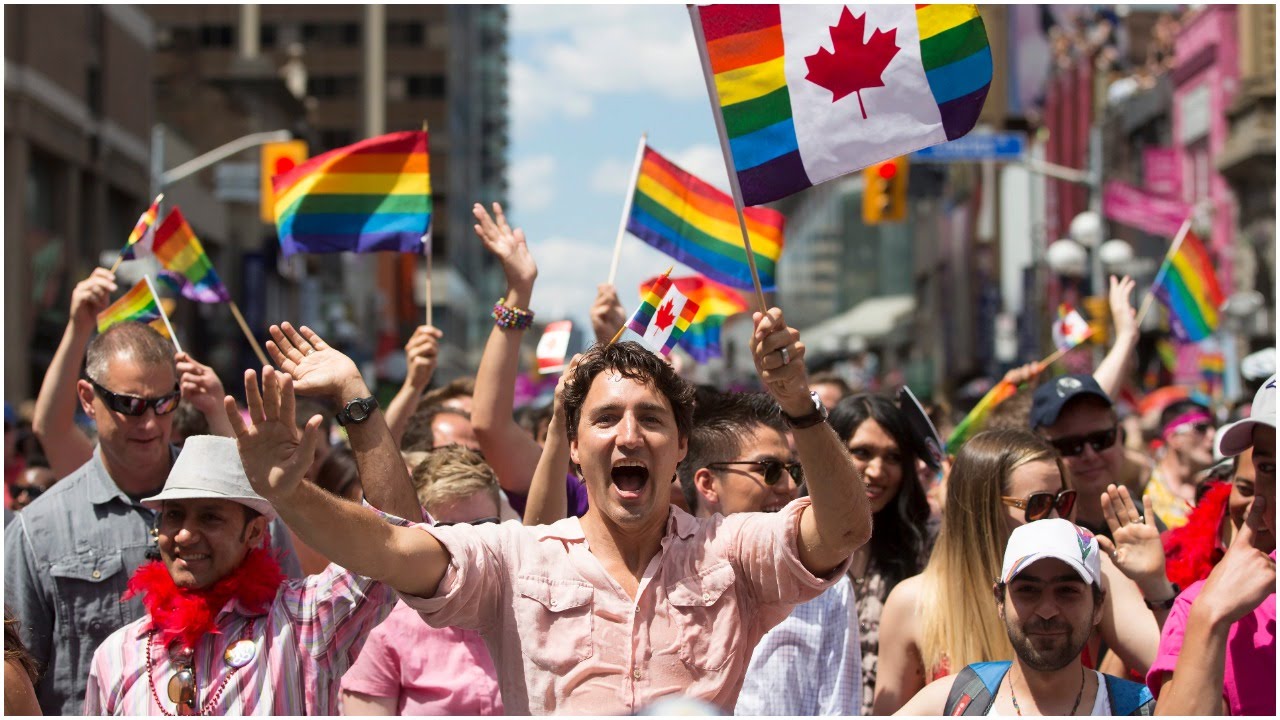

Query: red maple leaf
804;7;900;120
653;299;676;333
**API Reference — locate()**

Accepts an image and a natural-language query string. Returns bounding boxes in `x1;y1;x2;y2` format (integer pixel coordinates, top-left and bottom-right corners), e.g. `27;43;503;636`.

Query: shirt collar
531;505;698;542
87;445;178;507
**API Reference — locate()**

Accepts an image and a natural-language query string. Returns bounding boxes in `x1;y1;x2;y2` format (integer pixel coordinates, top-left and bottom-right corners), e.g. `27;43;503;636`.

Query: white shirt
988;670;1109;716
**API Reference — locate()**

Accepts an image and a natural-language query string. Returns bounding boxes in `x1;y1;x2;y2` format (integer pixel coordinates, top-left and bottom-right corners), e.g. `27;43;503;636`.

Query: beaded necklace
1008;664;1086;716
145;623;255;716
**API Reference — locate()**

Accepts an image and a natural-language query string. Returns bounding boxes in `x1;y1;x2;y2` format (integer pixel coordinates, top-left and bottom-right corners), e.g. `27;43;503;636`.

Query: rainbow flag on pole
691;4;991;205
946;378;1017;452
119;195;163;261
627;146;785;290
146;207;231;304
272;130;431;256
619;274;702;357
97;278;165;334
1153;230;1224;342
640;274;748;363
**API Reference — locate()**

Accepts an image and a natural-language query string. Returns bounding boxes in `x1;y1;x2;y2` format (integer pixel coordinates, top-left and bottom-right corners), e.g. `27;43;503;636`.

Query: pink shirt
341;600;504;715
400;497;846;715
1147;551;1276;716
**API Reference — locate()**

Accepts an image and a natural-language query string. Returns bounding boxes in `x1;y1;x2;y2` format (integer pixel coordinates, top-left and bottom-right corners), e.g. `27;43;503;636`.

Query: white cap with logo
1217;374;1277;458
1000;518;1102;589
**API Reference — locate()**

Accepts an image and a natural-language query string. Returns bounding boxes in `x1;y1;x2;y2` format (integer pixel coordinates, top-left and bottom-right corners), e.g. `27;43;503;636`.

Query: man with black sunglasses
1145;399;1217;531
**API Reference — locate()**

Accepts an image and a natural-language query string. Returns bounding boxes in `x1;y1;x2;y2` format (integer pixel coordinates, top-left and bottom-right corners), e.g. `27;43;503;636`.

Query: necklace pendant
168;668;196;709
224;639;256;669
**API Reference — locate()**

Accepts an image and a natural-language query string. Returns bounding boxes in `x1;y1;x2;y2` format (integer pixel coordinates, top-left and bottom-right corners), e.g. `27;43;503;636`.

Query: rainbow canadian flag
617;274;701;357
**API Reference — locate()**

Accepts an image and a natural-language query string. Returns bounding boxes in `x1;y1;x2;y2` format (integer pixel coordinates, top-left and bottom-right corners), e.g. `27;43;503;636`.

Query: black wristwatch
1144;583;1181;611
783;390;829;429
335;396;379;426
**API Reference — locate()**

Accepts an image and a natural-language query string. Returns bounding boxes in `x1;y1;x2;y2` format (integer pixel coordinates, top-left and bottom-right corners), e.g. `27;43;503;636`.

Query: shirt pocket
48;548;126;642
667;561;741;672
514;576;594;673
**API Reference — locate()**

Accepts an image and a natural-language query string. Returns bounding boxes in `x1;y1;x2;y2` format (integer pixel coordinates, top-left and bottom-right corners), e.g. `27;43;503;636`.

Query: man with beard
895;519;1155;715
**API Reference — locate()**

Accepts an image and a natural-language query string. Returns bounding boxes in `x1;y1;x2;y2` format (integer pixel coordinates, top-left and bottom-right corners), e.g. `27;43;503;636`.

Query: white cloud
509;154;557;213
590;156;635;196
527;232;679;325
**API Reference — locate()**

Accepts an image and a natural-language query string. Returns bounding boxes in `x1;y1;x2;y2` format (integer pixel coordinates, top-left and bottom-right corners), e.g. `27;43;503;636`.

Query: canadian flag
1052;304;1093;352
536;320;573;375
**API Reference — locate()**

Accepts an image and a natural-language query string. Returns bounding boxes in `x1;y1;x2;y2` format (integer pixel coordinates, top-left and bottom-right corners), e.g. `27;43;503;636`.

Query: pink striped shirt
84;562;395;715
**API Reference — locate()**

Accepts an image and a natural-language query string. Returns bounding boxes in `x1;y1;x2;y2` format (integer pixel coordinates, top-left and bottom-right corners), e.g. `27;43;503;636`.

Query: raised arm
264;322;420;521
521;356;579;526
384;325;442;446
226;367;449;598
590;283;627;345
1097;484;1176;629
1093;275;1139;399
468;202;545;496
751;307;872;575
33;269;115;476
175;352;233;438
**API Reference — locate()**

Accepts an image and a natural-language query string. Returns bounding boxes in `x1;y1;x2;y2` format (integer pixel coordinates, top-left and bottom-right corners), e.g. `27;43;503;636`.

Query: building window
200;24;235;48
387;21;424;46
407;74;446;99
260;24;278;49
307;76;359;99
302;22;359;47
387;75;407;102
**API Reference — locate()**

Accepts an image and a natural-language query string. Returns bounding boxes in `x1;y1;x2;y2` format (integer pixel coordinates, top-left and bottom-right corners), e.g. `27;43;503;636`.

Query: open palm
473;201;536;289
266;322;361;400
225;367;323;501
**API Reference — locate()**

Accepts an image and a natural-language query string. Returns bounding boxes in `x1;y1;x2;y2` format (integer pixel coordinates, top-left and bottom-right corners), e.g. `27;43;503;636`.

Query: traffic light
1081;295;1110;346
260;140;309;223
862;157;908;224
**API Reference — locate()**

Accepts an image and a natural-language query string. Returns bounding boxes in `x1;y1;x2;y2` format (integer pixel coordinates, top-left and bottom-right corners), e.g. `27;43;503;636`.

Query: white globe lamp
1046;239;1088;278
1069;211;1105;248
1098;238;1134;268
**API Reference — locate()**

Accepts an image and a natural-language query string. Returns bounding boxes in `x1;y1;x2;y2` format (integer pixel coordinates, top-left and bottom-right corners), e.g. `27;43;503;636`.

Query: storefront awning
801;294;916;352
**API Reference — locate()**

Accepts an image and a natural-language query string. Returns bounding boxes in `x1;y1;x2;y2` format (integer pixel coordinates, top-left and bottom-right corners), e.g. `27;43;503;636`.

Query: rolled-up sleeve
395;524;503;635
726;498;853;609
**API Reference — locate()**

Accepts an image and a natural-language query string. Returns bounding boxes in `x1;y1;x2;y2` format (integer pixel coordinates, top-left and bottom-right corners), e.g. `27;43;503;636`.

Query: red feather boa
1162;481;1231;588
124;547;285;649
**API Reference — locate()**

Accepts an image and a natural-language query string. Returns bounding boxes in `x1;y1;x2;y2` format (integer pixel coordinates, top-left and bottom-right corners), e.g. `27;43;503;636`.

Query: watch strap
336;396;379;426
783;391;828;429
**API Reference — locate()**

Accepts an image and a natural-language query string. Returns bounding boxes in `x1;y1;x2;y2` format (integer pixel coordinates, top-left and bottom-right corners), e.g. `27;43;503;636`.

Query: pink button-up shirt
400;497;847;715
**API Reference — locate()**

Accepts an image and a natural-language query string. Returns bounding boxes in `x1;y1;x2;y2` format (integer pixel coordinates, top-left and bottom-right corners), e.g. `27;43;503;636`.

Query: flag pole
1036;329;1094;369
608;133;648;286
422;120;434;327
1135;216;1193;327
228;300;270;368
610;266;672;345
144;275;183;354
688;5;767;313
110;193;165;273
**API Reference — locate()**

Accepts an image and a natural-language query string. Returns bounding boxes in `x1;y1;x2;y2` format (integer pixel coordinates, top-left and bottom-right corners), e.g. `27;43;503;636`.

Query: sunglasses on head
1046;427;1118;458
434;516;499;527
89;379;181;417
707;459;805;487
1002;489;1077;523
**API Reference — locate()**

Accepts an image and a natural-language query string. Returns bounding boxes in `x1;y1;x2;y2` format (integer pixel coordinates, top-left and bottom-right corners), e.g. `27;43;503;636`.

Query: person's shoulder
17;460;98;518
886;572;924;604
895;671;961;716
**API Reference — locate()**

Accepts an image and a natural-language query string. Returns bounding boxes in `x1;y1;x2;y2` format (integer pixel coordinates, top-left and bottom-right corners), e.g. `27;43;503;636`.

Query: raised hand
1195;496;1277;626
404;325;443;391
751;308;810;415
1002;361;1044;389
176;352;226;416
590;284;627;345
224;367;324;502
266;322;366;403
473;202;536;292
1109;275;1138;339
70;268;118;332
1097;484;1169;592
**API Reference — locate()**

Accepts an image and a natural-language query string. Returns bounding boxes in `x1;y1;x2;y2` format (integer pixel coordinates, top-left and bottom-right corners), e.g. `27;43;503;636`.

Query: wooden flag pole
688;5;767;313
422;120;434;328
228;300;271;368
608;133;648;286
1135;217;1193;327
110;193;165;273
144;275;183;354
610;266;672;345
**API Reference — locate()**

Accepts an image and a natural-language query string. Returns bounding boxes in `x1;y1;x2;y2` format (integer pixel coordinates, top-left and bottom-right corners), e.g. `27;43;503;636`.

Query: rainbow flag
1156;338;1178;372
628;146;784;290
619;274;702;357
272;130;431;256
119;195;163;261
946;378;1017;452
97;278;165;334
1153;230;1224;342
692;4;991;205
146;207;231;304
640;274;748;363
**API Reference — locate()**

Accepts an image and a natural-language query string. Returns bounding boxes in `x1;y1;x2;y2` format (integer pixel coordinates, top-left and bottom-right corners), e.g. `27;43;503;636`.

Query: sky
506;4;736;330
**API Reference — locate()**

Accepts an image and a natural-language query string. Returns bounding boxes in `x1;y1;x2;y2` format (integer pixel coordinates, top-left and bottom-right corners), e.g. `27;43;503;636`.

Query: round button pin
224;639;257;669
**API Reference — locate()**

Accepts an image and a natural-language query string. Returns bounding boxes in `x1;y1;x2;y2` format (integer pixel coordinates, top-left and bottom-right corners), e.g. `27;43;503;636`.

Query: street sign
912;132;1026;162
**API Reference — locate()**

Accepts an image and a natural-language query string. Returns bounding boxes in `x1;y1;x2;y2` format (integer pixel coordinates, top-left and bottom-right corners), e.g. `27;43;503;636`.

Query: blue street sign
913;133;1026;162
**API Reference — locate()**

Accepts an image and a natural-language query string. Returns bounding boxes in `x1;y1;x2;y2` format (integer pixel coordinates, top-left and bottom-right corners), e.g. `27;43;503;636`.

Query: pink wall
1172;5;1239;287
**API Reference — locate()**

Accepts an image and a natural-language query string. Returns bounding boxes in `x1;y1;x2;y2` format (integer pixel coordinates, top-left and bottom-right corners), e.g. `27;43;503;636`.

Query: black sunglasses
1002;489;1077;523
1046;427;1118;458
13;485;44;500
435;516;500;527
706;460;804;487
89;379;181;417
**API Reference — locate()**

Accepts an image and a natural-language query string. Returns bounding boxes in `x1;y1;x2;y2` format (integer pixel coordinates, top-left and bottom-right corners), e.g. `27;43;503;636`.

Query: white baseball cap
1217;375;1277;458
1000;518;1102;589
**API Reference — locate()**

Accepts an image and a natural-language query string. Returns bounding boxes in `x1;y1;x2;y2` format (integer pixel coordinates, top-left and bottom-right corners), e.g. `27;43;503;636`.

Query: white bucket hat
142;436;277;520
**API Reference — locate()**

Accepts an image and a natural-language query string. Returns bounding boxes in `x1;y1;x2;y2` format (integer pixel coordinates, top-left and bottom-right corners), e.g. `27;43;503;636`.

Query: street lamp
1046;239;1089;278
1099;238;1135;268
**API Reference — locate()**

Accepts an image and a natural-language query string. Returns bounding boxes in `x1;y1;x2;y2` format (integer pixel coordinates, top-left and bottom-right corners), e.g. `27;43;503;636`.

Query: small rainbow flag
618;274;701;357
147;207;231;304
119;195;163;261
1199;350;1225;377
640;274;748;363
97;278;165;334
628;146;784;290
272;130;431;256
692;4;991;205
1153;230;1224;342
946;378;1017;452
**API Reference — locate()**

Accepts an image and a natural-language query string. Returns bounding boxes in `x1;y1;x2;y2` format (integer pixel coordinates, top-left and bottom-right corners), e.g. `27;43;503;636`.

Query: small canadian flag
536;320;573;375
1052;304;1093;352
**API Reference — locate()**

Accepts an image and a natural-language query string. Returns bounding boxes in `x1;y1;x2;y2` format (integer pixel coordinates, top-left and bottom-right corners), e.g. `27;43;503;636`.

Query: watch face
348;401;370;422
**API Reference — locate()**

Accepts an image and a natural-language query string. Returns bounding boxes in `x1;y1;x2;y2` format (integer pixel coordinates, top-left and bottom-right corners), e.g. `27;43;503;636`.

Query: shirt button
549;599;557;608
633;669;642;681
702;592;711;603
91;570;102;579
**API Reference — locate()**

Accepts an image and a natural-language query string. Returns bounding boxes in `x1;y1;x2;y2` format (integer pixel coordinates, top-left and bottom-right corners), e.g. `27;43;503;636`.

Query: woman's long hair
918;429;1069;676
829;394;932;593
4;609;38;684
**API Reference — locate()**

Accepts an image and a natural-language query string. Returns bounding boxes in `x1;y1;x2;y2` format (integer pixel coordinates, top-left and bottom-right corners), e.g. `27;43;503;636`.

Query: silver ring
305;348;315;356
778;347;790;366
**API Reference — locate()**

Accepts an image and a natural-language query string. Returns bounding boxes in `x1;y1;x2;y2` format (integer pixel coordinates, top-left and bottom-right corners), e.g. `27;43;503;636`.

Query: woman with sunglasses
873;429;1166;715
828;394;934;716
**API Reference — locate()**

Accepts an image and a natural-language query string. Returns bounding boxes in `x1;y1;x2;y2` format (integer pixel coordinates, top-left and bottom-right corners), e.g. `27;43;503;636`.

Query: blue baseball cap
1030;374;1113;429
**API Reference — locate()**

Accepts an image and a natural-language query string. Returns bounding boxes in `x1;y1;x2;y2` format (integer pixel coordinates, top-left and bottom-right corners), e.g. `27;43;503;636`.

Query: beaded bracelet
491;298;535;330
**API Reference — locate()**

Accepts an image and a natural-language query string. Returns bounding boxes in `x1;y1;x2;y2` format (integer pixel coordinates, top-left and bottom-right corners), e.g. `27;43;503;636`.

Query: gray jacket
3;447;301;715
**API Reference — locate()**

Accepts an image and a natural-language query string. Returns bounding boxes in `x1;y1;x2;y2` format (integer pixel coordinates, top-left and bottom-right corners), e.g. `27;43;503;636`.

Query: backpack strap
943;662;1012;716
1103;673;1156;716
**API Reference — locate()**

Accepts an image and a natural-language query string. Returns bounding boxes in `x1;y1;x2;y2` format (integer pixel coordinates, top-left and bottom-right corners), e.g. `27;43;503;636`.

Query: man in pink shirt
228;213;872;714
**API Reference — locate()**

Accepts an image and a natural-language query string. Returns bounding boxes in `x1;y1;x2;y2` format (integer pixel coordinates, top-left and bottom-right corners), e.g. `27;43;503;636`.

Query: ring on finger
778;347;790;366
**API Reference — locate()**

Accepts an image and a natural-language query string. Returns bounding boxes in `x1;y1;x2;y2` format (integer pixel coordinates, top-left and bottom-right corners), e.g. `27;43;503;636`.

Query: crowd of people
3;201;1275;716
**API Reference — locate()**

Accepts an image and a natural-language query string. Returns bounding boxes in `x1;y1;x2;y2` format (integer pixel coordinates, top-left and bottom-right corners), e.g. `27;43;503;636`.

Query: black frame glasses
89;379;181;417
1046;426;1118;458
706;460;804;487
1002;489;1078;523
435;516;500;527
